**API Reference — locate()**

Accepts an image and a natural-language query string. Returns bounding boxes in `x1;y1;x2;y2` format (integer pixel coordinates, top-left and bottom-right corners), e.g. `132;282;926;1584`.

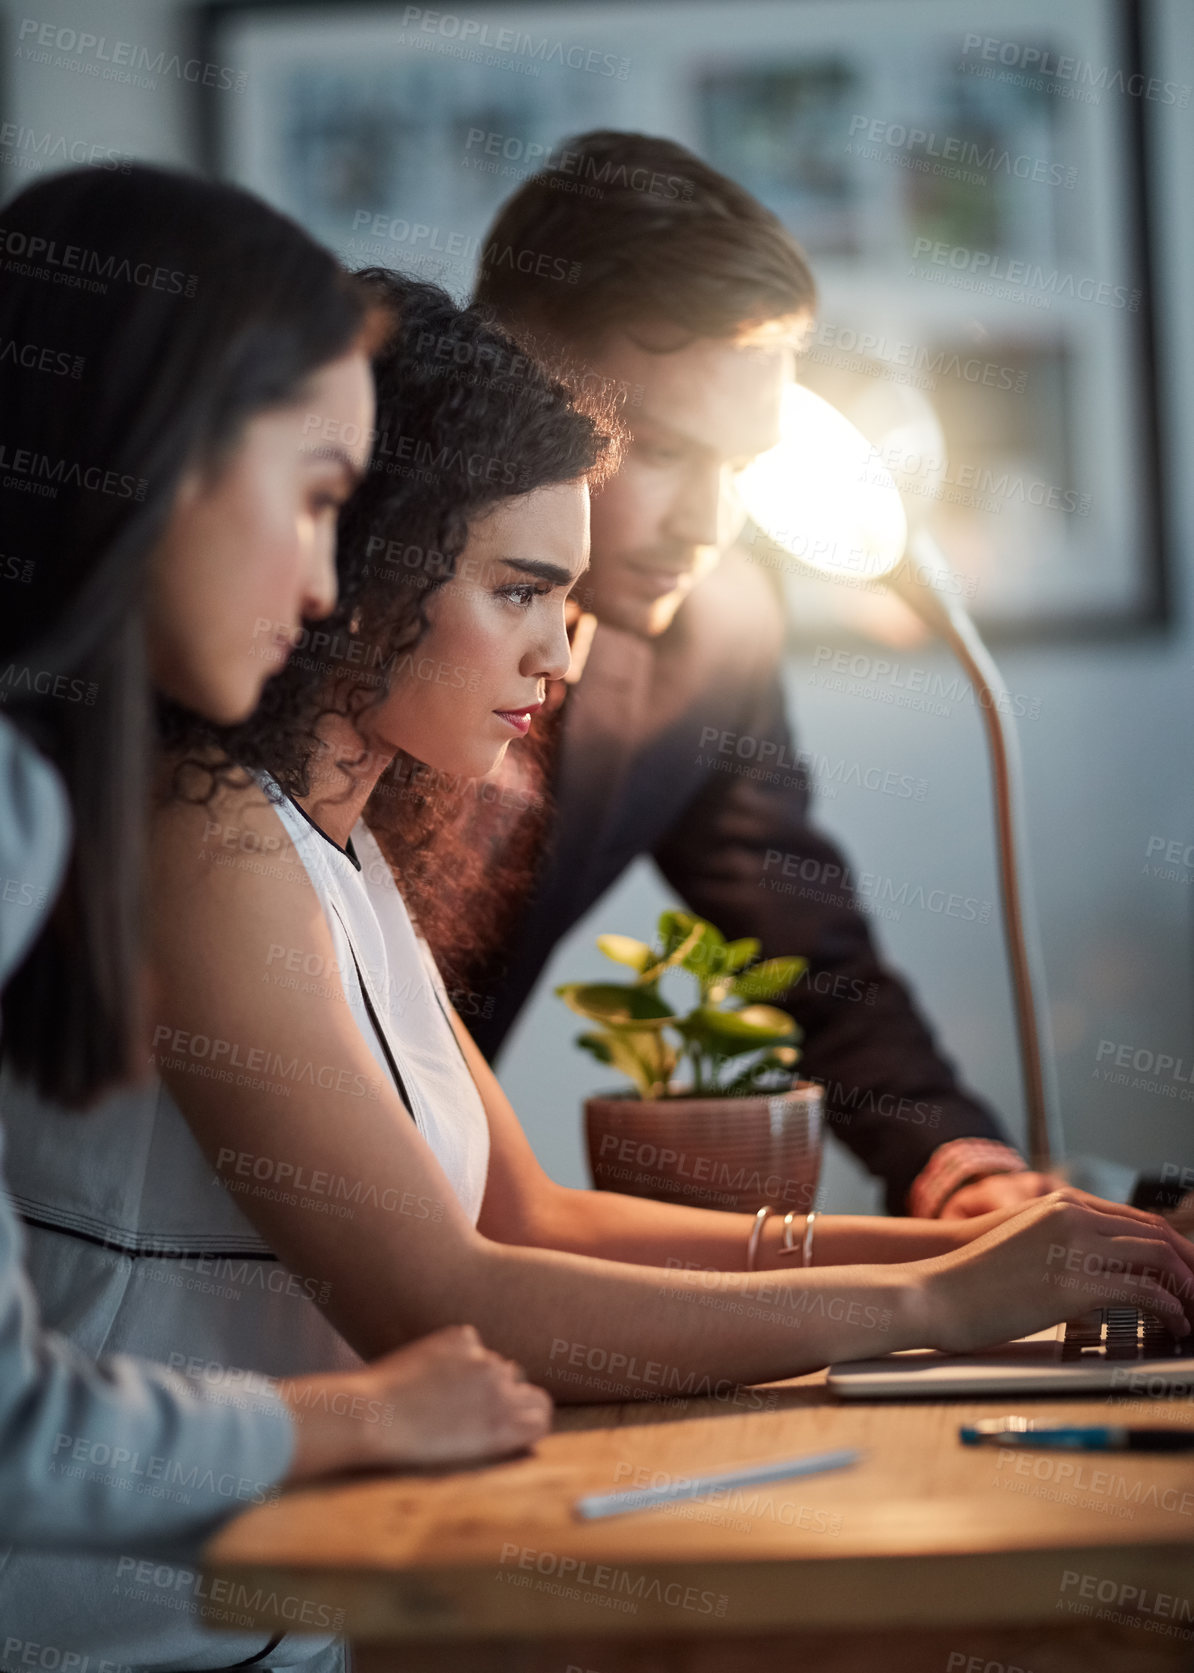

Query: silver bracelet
802;1209;819;1268
745;1205;772;1272
780;1210;801;1258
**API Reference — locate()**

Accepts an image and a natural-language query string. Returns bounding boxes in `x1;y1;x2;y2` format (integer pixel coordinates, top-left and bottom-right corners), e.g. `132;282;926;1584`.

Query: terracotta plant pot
585;1081;823;1215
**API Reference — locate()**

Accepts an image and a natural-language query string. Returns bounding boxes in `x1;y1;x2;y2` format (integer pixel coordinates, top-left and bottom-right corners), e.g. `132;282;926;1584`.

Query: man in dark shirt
456;129;1060;1218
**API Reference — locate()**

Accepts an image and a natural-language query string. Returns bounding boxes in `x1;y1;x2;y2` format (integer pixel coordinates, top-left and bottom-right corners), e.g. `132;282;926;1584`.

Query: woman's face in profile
145;349;375;725
368;478;590;782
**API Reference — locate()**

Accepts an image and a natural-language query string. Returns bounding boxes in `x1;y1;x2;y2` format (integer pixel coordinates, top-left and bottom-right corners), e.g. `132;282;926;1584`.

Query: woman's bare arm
147;786;933;1398
149;786;1194;1403
461;1012;985;1269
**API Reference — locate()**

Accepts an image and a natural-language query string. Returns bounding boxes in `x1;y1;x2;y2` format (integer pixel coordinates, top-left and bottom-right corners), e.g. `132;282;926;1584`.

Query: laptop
828;1306;1194;1399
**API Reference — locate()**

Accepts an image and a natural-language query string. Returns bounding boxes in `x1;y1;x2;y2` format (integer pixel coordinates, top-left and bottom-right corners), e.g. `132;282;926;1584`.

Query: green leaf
727;1003;800;1039
595;934;654;973
731;957;808;1002
657;910;698;957
555;982;675;1028
720;1044;801;1096
577;1029;675;1098
576;1032;614;1066
681;1003;799;1056
677;921;726;979
723;938;762;973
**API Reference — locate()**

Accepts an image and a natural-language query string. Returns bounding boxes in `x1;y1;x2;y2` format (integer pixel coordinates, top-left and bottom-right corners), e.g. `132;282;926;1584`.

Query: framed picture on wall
201;0;1168;640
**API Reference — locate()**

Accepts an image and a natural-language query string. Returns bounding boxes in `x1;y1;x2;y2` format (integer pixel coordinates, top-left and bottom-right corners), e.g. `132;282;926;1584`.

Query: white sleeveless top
0;776;490;1672
262;781;491;1221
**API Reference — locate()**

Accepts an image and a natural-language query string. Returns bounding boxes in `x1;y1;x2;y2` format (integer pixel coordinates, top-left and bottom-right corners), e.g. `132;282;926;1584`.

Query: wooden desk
206;1374;1194;1672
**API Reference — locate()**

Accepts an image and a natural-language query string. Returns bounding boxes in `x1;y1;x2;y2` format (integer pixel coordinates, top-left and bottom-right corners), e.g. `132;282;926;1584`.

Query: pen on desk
960;1419;1194;1452
574;1447;862;1520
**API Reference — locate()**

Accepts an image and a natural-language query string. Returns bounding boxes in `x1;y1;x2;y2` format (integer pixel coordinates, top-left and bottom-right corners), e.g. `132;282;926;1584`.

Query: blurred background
6;0;1191;1211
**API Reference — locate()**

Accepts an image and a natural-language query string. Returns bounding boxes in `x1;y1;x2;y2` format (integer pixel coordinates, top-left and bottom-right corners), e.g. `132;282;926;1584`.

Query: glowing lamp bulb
737;383;908;582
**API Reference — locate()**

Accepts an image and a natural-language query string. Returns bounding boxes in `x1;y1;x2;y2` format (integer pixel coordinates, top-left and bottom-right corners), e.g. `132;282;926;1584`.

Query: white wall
8;0;1191;1209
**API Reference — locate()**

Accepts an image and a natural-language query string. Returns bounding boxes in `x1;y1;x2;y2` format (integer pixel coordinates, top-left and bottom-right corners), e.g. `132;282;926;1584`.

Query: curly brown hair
161;270;622;975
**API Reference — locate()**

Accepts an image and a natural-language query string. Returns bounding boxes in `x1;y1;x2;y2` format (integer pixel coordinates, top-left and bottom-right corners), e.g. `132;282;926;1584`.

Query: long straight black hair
0;164;380;1108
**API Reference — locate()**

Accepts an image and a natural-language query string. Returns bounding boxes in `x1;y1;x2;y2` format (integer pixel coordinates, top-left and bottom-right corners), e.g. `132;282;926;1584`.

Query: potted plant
556;910;823;1215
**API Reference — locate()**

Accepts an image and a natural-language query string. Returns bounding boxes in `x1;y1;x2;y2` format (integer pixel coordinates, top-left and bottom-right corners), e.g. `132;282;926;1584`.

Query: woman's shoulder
154;755;294;862
0;715;71;990
148;756;333;947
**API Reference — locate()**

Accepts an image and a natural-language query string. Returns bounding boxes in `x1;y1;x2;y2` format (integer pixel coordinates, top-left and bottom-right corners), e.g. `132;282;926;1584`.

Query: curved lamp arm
887;530;1062;1170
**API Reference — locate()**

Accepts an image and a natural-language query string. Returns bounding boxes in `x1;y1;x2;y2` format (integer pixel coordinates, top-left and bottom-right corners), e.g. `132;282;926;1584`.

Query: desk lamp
736;380;1062;1170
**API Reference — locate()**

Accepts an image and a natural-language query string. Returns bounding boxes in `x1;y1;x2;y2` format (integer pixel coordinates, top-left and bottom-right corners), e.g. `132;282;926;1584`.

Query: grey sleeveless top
0;772;489;1669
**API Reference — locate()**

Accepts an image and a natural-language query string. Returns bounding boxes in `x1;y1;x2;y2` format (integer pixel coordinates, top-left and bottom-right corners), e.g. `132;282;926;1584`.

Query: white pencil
574;1447;862;1520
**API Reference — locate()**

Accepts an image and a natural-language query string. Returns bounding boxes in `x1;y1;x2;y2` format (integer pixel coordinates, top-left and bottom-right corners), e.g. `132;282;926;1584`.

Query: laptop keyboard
1061;1307;1194;1361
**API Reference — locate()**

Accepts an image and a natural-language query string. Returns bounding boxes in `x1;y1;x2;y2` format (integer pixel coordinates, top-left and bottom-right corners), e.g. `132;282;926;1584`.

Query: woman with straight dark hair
10;268;1191;1456
9;267;1190;1669
0;268;608;1669
0;168;549;1647
0;163;372;1108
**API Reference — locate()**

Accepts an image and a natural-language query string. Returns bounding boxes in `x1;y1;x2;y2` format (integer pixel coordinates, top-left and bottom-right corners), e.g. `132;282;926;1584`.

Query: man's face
580;328;793;637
